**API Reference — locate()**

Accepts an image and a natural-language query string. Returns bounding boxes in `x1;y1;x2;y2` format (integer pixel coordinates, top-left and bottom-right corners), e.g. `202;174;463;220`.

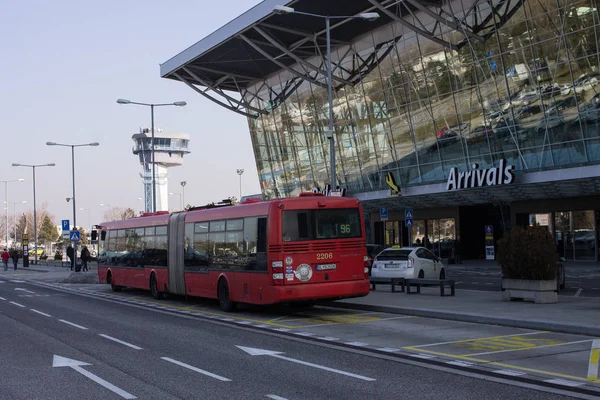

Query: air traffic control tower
132;128;190;213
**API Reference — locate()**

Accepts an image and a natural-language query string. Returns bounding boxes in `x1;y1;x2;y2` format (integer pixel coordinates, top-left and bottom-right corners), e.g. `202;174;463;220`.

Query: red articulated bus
97;193;370;311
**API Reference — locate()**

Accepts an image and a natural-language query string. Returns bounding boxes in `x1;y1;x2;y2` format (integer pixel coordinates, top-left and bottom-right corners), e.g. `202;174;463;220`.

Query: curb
326;301;600;337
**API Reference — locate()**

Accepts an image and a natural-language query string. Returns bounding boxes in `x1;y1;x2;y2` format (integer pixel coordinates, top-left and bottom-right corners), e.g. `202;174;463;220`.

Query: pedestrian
80;246;90;272
1;249;9;271
66;244;74;271
10;249;19;270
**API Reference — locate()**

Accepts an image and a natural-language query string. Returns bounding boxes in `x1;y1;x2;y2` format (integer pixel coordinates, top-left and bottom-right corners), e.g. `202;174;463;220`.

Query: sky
0;0;263;229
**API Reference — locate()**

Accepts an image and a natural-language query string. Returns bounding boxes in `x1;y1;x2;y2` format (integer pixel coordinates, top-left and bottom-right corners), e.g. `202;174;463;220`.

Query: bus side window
257;218;267;253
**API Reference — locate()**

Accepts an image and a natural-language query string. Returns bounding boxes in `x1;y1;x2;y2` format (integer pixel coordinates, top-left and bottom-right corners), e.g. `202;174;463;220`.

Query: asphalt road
448;263;600;297
0;279;585;400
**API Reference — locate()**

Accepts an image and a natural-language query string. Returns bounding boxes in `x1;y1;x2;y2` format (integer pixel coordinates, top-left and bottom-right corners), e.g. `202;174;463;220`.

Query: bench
369;277;405;293
405;278;455;296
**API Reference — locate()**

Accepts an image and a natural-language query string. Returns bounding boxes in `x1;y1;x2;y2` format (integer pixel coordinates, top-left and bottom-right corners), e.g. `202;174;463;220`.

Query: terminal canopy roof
161;0;522;117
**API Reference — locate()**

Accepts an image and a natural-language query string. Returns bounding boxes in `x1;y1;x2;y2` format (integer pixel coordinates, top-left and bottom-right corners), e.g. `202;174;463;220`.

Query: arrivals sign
446;159;515;191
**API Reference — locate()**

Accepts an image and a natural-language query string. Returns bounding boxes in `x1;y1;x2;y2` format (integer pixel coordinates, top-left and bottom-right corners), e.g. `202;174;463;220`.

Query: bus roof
98;195;361;229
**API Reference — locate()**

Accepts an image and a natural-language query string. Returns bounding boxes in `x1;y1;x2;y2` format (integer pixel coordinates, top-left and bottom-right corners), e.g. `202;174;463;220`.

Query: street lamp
272;5;379;189
116;98;186;213
13;200;26;246
47;141;99;270
180;181;187;208
0;178;25;248
236;169;244;202
12;163;55;265
168;192;182;210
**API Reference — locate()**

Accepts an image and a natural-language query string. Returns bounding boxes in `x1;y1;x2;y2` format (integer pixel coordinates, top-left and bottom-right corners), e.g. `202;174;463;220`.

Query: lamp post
47;141;99;270
0;178;25;248
116;98;186;213
273;5;379;190
12;163;55;265
236;169;244;202
180;181;187;208
13;200;26;246
168;192;182;210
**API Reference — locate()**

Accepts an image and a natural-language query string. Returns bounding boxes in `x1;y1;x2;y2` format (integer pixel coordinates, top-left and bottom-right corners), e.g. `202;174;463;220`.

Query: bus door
168;213;187;295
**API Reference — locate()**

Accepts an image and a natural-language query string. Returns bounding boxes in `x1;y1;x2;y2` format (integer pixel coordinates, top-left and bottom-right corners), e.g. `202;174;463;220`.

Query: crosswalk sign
70;231;81;242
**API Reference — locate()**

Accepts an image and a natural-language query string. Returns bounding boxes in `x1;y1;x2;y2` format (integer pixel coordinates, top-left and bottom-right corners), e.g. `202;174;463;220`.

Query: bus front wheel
108;272;121;292
150;274;163;300
218;279;236;312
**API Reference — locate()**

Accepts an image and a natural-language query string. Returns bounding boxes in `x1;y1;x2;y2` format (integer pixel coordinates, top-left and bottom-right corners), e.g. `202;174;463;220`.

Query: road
448;263;600;297
0;275;598;399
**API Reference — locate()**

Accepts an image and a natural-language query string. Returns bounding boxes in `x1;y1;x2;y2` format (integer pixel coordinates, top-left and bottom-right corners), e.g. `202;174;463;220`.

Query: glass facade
245;0;600;199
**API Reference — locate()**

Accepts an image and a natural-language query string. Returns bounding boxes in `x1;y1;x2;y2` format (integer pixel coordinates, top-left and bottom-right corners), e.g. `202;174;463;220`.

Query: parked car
371;246;446;280
366;244;385;275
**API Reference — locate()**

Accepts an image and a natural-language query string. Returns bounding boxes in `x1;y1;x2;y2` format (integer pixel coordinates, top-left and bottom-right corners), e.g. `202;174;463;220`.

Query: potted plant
54;251;63;260
497;226;559;304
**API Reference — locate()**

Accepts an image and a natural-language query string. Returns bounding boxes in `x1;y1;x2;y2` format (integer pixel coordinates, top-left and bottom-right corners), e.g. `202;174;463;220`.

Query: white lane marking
319;337;340;341
99;334;143;350
237;346;375;381
58;319;88;330
10;280;25;283
446;360;475;367
408;354;437;359
294;332;315;337
266;395;288;400
411;331;545;348
0;296;6;300
544;378;584;387
345;342;369;347
15;288;35;294
467;339;593;356
31;309;52;317
575;288;583;297
492;370;527;377
376;347;401;353
53;355;136;399
9;301;25;308
161;357;231;382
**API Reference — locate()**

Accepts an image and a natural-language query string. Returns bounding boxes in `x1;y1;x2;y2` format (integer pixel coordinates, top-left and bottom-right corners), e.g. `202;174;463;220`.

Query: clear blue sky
0;0;262;228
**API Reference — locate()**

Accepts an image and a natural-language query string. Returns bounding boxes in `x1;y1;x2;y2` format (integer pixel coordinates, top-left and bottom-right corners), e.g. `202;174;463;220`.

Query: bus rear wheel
150;274;163;300
108;272;121;292
218;279;236;312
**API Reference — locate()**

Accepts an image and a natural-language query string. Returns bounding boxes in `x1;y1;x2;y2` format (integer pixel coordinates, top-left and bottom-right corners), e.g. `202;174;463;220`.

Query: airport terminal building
162;0;600;261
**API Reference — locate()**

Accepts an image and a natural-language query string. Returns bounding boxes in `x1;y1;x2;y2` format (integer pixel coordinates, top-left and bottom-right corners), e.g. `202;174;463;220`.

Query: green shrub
54;251;63;260
497;226;558;280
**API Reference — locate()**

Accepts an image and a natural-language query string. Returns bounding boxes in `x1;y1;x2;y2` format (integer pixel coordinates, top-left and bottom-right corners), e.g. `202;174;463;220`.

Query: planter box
501;278;558;304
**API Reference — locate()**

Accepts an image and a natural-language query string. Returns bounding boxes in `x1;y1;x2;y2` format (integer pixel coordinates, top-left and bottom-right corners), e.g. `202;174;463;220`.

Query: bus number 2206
316;253;333;260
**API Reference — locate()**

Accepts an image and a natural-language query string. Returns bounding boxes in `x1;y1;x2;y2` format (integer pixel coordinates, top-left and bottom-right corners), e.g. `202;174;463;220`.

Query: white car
371;246;446;280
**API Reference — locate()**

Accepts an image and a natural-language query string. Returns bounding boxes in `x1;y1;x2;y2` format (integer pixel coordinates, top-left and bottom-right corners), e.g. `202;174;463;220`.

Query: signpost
405;209;414;245
22;233;29;268
380;207;388;222
485;225;495;260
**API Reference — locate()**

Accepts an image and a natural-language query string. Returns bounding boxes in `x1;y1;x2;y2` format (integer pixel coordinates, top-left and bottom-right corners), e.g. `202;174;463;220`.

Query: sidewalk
1;261;97;282
331;286;600;336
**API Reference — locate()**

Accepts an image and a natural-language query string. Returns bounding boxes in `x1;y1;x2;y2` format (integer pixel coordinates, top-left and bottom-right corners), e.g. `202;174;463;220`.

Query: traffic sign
70;231;81;242
62;220;70;232
380;207;388;221
405;209;413;228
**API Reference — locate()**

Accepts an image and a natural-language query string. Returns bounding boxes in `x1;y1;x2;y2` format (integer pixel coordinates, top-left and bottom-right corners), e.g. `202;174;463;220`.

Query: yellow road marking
403;346;598;383
411;331;546;348
464;339;593;357
588;340;600;381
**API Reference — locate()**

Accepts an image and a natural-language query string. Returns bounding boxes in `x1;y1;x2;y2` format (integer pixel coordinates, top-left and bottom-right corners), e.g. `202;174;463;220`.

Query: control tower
132;128;190;212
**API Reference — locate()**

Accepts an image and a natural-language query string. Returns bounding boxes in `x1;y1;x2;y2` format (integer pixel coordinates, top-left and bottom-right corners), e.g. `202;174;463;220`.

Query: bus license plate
316;263;336;271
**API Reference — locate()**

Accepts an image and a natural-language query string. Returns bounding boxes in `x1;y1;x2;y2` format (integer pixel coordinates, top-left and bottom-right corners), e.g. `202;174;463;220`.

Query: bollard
588;339;600;381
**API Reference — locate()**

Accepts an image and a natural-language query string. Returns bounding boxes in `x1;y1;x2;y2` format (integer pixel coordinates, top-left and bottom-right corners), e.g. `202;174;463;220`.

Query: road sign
70;231;81;242
485;225;494;260
405;209;413;228
380;207;388;221
62;220;70;232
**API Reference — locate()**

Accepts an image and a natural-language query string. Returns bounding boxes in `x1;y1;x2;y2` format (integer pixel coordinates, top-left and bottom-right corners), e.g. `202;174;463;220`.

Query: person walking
80;246;90;272
1;249;9;271
66;244;74;271
10;249;19;270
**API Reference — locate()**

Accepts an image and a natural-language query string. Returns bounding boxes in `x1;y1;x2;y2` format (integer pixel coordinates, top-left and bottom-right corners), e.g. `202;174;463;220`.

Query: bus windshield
282;208;362;241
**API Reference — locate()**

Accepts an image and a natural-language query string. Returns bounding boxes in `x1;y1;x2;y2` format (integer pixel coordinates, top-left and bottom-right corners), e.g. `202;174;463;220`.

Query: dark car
366;244;385;276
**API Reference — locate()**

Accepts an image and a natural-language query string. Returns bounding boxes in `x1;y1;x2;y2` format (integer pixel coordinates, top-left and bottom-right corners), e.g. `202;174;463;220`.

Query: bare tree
103;207;137;221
